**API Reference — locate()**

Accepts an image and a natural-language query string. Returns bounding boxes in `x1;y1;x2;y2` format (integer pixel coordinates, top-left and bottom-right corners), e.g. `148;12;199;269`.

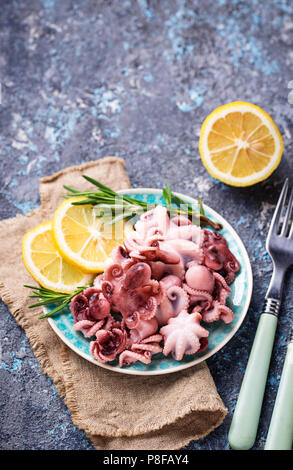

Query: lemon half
22;221;93;293
199;101;283;187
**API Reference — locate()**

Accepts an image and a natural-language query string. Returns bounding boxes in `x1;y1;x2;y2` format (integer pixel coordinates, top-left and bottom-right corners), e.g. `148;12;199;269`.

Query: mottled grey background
1;0;293;451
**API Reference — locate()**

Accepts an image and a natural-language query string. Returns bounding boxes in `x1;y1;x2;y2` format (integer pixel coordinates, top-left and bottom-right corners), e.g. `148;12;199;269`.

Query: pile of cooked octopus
70;205;240;368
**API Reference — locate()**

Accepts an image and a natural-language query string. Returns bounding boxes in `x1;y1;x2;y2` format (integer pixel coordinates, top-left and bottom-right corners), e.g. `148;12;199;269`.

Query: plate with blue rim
47;188;253;376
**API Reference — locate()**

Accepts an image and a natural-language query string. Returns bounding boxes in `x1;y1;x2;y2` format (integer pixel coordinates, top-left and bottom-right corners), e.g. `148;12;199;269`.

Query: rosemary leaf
28;298;63;308
38;302;70;319
70;198;99;205
82;175;117;196
63;185;81;193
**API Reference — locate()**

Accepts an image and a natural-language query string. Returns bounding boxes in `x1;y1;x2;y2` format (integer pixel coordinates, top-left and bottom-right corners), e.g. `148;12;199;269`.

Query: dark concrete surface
1;0;293;450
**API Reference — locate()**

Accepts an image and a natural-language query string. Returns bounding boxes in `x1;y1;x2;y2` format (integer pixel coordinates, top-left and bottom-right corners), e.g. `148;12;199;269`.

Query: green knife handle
228;313;278;450
265;342;293;450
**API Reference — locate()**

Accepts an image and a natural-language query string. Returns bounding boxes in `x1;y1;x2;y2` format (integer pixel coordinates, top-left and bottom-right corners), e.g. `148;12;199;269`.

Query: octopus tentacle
119;350;152;367
131;342;162;354
111;245;134;271
213;272;231;304
225;271;236;284
101;280;114;300
225;259;240;273
198;337;209;353
124;311;141;329
128;251;147;262
90;327;127;363
188;247;204;266
141;334;163;344
103;263;124;282
156;285;189;326
137;245;181;264
213;271;230;291
145;234;165;247
148;279;163;302
93;274;104;289
73;319;105;338
183;284;214;304
201;300;234;324
70;293;89;323
82;287;101;298
167;285;189;311
138;296;158;320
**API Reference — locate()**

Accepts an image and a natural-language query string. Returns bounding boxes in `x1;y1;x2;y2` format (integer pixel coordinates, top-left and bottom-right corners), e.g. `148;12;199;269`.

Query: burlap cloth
0;157;227;450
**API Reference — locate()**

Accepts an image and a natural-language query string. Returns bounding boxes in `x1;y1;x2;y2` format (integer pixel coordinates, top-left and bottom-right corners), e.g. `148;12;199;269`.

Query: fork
228;178;293;450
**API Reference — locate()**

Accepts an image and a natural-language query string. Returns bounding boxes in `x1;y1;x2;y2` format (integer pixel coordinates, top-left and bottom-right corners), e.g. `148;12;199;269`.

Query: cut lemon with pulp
22;221;93;293
52;197;134;273
199;102;283;187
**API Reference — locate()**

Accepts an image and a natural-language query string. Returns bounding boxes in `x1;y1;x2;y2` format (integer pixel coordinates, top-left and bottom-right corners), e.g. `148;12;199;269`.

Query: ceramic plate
47;188;253;376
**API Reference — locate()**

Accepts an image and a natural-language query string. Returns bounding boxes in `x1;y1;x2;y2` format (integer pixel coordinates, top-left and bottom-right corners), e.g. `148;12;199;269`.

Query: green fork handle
228;313;278;450
265;342;293;450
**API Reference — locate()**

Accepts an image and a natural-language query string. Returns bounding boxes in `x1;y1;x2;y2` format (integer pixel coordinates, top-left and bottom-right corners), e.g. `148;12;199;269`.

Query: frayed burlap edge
39;157;127;185
61;342;227;445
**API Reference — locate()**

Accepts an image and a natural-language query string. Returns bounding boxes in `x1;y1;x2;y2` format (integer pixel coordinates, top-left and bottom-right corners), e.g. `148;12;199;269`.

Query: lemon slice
199;102;283;187
22;221;93;293
52;197;134;273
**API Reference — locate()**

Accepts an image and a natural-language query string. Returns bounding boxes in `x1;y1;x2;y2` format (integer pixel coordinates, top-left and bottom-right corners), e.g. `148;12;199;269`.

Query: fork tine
268;179;289;238
281;187;293;236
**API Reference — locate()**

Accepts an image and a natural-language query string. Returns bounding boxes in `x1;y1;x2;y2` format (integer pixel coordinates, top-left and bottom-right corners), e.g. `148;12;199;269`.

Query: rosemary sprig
64;176;222;230
24;285;88;319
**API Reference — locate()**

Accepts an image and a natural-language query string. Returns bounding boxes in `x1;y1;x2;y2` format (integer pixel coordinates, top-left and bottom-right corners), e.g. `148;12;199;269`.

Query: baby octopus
70;205;240;367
